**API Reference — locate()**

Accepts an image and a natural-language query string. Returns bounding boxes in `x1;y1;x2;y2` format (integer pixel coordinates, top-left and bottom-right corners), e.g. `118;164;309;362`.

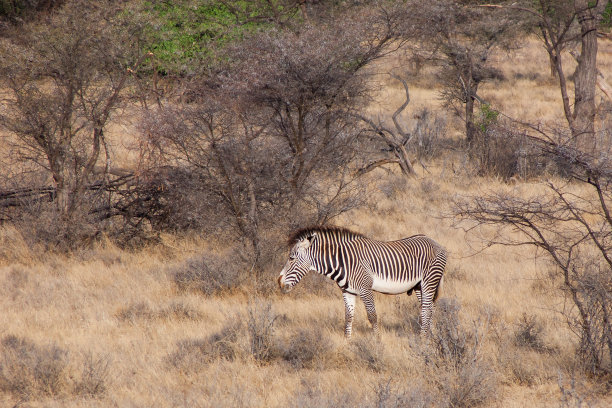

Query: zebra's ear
306;232;318;244
297;232;317;249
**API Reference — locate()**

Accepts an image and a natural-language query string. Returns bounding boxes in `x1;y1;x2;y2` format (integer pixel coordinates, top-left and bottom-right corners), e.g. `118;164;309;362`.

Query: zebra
277;226;447;338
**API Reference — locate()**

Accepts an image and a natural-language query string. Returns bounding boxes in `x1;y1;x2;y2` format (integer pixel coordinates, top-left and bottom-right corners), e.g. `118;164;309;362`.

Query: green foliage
137;1;233;75
477;103;499;133
601;1;612;30
138;0;284;76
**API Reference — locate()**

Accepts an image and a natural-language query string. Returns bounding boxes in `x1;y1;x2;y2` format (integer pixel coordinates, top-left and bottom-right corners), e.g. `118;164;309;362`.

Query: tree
487;0;609;154
401;0;519;146
453;123;612;376
140;7;402;271
0;1;144;240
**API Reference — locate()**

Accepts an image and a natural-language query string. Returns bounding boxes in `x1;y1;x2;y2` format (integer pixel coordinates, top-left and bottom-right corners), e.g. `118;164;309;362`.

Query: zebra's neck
310;241;350;287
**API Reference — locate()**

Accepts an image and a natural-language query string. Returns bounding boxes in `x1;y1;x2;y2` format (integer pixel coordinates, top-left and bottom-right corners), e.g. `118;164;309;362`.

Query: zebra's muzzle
277;275;293;293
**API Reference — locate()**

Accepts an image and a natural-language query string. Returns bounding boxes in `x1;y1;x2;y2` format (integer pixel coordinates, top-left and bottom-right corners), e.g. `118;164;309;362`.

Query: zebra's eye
289;254;296;260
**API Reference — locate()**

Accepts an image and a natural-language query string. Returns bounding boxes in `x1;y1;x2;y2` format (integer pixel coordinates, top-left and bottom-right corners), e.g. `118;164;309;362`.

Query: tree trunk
465;94;476;147
573;0;604;155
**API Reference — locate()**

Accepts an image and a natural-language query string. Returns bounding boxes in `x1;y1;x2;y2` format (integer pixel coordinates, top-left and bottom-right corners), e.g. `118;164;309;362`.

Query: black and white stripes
278;227;447;337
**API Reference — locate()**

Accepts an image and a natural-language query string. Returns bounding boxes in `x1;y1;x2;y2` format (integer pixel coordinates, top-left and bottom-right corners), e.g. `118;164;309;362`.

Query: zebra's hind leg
342;291;357;339
359;289;379;337
419;291;436;336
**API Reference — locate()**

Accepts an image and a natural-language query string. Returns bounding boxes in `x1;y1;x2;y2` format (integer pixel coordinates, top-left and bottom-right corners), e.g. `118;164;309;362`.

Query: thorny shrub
422;298;500;408
167;319;243;372
0;335;109;400
172;250;247;296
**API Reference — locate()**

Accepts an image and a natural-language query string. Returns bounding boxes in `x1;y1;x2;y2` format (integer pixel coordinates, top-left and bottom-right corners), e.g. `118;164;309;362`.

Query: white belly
372;276;419;295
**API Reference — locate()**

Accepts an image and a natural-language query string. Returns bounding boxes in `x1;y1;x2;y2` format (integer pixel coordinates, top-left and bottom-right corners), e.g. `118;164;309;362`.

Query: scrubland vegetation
0;0;611;406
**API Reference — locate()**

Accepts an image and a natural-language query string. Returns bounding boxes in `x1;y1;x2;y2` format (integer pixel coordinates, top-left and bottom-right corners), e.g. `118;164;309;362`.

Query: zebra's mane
288;226;365;247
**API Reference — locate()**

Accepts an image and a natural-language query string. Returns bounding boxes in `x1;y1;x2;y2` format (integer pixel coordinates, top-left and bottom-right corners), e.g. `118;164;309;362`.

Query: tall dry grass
0;38;611;407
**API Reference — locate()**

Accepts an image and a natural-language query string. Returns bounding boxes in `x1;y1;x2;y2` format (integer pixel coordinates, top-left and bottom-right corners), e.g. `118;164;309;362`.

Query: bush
0;335;68;398
73;353;110;398
369;379;435;408
116;301;203;323
172;250;246;296
279;329;333;370
247;301;280;364
167;320;242;371
423;299;499;408
351;336;386;372
411;108;447;161
514;313;554;354
0;335;109;400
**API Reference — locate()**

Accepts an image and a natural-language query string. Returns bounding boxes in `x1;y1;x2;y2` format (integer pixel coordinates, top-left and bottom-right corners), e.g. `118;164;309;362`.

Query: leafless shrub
514;313;554;354
294;380;360;408
167;320;243;371
351;336;386;372
468;118;555;180
420;299;499;408
10;200;102;252
279;329;333;370
0;335;110;400
116;301;202;323
0;335;68;399
247;301;280;363
295;272;338;297
557;372;597;408
368;378;435;408
161;301;204;321
411;108;447;162
389;298;420;336
431;298;468;364
503;352;540;386
116;302;157;323
3;264;29;301
73;353;110;398
172;251;247;296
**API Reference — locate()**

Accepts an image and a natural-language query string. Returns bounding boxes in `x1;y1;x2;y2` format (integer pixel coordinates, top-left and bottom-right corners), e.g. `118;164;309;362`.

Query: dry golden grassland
0;38;611;407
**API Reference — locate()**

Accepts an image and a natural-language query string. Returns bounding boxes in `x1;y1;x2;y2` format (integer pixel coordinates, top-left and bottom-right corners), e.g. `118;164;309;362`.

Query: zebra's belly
371;276;420;295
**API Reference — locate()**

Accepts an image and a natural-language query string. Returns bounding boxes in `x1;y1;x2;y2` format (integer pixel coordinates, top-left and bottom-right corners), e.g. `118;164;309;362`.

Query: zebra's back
356;235;446;295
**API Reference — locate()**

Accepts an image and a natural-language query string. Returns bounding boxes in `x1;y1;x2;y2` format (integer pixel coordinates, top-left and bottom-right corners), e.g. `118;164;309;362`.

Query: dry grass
1;38;612;407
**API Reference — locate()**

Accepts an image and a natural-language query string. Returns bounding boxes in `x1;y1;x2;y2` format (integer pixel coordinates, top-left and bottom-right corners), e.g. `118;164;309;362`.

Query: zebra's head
278;232;318;293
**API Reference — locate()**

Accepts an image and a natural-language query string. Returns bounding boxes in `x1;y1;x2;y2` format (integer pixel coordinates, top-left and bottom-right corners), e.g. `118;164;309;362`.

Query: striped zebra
277;227;447;337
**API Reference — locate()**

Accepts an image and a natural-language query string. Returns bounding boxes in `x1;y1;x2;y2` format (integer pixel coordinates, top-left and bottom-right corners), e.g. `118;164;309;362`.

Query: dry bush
116;301;203;323
411;108;447;162
422;298;500;408
172;251;247;296
0;335;109;400
388;298;420;336
453;152;612;377
469;118;554;180
351;336;387;372
247;301;280;364
167;320;243;371
369;378;436;408
293;272;338;297
293;380;361;408
278;329;333;370
9;200;104;252
514;313;554;354
556;371;608;408
0;335;68;399
72;353;110;398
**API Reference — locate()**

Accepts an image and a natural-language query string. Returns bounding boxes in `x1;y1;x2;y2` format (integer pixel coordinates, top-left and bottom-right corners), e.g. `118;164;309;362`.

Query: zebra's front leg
342;291;357;339
359;289;379;336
